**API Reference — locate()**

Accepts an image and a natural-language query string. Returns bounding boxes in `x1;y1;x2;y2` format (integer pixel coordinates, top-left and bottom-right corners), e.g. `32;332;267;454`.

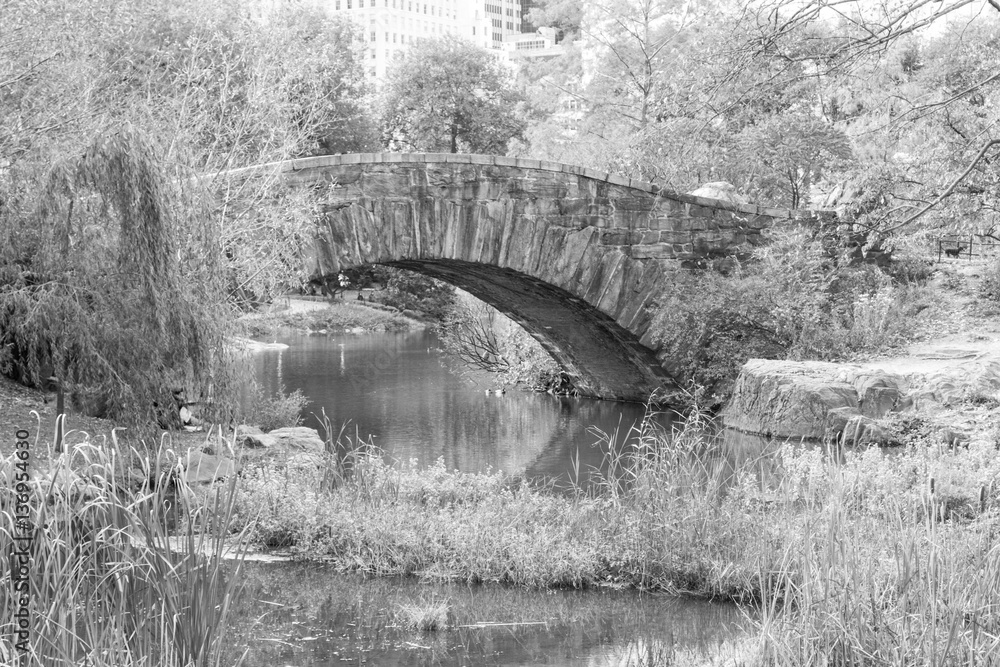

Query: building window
346;0;352;8
335;0;340;8
371;30;376;41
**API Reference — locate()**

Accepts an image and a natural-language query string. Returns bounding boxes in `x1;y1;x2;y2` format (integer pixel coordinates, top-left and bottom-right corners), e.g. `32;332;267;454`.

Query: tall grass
756;440;1000;666
0;433;249;667
231;407;781;596
231;406;1000;665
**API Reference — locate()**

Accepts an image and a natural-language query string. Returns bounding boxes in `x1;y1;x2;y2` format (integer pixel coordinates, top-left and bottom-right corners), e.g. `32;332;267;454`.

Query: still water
252;329;665;485
243;329;757;666
226;563;751;667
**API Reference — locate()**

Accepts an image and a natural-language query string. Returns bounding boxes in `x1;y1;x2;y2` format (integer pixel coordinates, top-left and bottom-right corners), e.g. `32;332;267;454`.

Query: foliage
243;384;309;432
231;403;1000;663
0;130;243;432
526;0;584;39
0;0;380;427
244;300;415;337
2;0;376;320
436;293;560;390
979;256;1000;303
733;114;853;208
381;36;529;154
0;438;248;666
369;268;457;320
651;227;927;404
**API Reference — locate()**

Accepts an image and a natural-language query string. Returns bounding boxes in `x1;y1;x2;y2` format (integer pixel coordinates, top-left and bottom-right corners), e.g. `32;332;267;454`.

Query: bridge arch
253;153;833;401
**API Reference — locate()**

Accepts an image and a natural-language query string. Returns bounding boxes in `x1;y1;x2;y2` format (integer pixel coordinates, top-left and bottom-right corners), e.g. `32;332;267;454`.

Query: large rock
179;451;238;485
725;352;1000;442
724;360;908;441
239;426;325;454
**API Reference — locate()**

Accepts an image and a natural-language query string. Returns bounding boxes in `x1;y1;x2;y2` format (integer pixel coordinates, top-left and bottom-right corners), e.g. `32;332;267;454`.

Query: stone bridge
243;153;834;401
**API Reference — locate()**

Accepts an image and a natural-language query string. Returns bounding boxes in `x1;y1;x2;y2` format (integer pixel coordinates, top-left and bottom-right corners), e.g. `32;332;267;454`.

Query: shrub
369;268;456;320
980;257;1000;302
651;226;926;405
243;384;309;431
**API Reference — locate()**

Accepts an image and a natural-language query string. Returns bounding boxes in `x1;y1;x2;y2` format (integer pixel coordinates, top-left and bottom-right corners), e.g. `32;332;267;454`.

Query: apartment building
319;0;523;79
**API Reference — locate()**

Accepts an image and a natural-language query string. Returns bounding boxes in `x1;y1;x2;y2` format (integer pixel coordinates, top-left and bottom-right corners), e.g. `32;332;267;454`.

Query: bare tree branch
883;139;1000;233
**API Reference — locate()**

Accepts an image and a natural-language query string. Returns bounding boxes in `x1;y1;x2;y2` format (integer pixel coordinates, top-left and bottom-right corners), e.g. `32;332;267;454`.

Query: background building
319;0;524;79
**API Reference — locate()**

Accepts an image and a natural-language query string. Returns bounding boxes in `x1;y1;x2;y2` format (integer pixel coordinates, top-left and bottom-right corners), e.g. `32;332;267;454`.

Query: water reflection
251;331;659;485
224;563;750;667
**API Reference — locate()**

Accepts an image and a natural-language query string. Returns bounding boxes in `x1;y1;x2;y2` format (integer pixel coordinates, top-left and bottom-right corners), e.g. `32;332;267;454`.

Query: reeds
397;596;453;631
231;406;777;596
756;440;1000;666
0;432;249;667
231;406;1000;665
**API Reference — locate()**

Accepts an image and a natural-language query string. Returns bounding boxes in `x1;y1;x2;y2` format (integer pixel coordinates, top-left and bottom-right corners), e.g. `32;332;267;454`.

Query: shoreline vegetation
6;408;1000;665
4;254;1000;665
239;295;424;339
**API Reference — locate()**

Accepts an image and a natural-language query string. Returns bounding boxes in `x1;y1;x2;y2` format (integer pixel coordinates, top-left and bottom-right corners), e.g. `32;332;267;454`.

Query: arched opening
322;260;676;402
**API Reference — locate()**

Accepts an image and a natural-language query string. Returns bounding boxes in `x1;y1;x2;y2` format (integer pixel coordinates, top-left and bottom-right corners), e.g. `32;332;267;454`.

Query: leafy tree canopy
0;0;379;433
381;36;529;154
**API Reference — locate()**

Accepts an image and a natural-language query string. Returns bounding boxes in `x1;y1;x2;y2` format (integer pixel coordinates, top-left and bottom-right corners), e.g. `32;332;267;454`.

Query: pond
251;328;671;487
239;327;769;665
251;328;779;489
224;563;753;667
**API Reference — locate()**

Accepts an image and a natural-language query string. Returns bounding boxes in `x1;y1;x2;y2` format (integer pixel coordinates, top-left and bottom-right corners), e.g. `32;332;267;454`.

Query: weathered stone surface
724;360;861;439
726;354;999;441
267;153;836;401
240;427;325;453
179;451;238;485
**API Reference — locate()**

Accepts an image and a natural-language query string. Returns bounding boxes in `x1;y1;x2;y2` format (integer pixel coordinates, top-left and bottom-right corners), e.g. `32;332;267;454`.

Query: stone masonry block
629;245;675;259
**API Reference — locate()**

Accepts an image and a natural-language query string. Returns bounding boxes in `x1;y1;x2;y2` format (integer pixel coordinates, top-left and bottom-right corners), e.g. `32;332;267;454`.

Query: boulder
851;371;907;418
841;415;893;446
239;426;325;453
725;360;911;441
179;451;237;485
724;353;1000;443
911;360;1000;409
724;360;860;439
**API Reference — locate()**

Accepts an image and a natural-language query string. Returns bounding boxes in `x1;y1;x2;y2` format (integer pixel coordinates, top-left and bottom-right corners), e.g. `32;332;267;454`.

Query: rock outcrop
239;426;325;453
725;350;1000;442
724;360;905;442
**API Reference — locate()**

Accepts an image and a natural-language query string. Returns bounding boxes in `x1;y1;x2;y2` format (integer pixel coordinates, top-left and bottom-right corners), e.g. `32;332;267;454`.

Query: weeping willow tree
0;128;244;433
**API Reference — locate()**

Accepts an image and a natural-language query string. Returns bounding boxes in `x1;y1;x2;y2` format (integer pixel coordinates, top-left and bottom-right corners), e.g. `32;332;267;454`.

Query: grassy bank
241;298;417;338
7;408;1000;665
0;438;247;667
232;413;1000;665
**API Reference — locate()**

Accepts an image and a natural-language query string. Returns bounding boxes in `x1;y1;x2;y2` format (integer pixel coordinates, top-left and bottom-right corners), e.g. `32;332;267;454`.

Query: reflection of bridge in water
230;153;836;401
